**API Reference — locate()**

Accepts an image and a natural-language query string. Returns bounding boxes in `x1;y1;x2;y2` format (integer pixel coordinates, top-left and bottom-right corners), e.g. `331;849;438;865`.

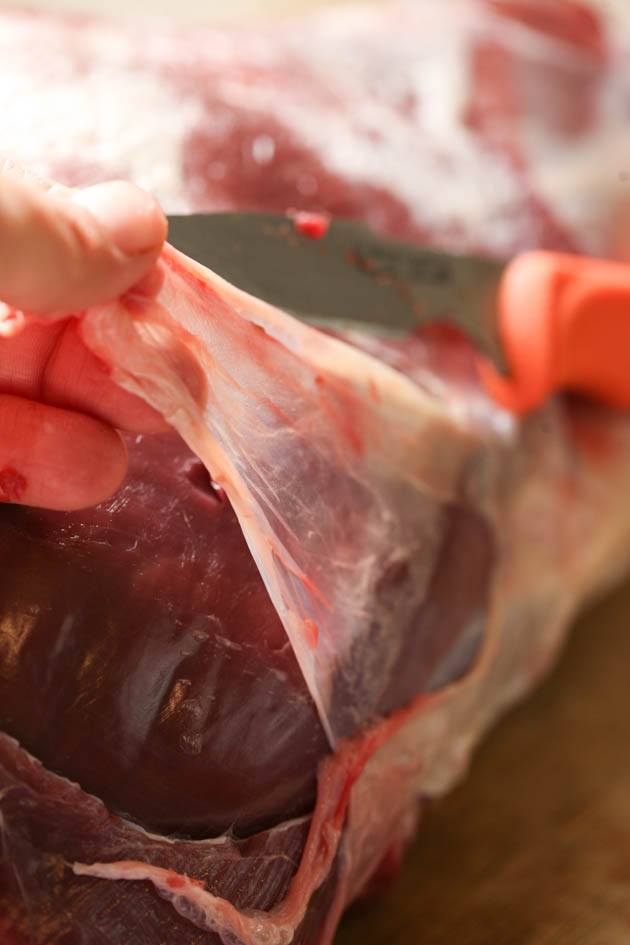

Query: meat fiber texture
2;1;630;944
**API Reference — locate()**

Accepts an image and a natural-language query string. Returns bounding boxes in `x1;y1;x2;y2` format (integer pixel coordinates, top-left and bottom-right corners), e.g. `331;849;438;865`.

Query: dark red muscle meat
0;432;329;838
1;2;630;945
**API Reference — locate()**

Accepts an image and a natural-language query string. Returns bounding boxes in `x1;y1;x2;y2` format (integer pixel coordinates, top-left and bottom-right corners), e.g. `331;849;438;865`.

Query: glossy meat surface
0;432;329;837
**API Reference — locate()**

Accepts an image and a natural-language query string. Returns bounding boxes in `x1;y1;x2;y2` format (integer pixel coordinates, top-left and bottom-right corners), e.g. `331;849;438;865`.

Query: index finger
0;317;169;434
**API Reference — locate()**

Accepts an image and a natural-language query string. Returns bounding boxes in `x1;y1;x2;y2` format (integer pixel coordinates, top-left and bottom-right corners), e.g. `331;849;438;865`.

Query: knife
167;212;630;414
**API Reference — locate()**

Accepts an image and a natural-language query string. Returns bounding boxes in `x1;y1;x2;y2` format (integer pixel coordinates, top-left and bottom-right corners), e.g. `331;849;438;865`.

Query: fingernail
72;181;167;255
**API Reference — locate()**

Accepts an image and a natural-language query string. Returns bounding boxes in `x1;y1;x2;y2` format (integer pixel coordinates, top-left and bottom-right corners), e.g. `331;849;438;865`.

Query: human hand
0;162;168;511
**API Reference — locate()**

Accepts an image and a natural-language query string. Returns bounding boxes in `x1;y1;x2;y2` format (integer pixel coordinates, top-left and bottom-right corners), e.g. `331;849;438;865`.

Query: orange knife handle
478;251;630;414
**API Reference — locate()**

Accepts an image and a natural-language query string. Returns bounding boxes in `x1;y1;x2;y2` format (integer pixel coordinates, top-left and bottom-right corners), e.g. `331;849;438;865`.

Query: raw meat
0;432;329;838
2;0;629;256
2;2;630;945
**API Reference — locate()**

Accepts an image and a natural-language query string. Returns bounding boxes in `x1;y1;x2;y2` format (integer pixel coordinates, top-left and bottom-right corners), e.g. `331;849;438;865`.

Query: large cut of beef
2;2;630;943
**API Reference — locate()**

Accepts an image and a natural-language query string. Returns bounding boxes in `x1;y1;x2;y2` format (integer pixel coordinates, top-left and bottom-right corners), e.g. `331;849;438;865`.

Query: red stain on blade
419;323;469;346
0;467;27;503
291;211;331;240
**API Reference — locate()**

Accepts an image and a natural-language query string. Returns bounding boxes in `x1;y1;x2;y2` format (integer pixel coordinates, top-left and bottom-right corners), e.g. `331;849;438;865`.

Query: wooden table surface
338;581;630;945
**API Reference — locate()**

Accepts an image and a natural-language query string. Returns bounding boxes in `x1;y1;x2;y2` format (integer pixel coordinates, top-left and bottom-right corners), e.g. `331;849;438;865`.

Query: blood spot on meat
304;619;319;649
368;380;380;403
0;468;27;503
167;875;186;890
299;572;328;606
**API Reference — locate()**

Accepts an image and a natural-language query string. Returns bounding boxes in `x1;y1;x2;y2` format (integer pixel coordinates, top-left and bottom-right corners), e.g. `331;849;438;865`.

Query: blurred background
0;0;626;24
3;0;368;19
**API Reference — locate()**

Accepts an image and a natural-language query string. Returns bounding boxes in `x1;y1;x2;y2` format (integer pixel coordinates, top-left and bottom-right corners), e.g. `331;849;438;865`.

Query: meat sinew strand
2;2;630;944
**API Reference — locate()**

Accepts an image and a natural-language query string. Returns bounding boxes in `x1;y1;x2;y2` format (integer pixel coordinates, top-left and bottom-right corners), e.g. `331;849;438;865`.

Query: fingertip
0;175;166;314
65;423;128;511
0;396;128;511
45;419;129;512
43;318;171;434
71;181;167;257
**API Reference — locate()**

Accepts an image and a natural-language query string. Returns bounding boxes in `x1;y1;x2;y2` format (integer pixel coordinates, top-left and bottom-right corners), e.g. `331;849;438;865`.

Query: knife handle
478;251;630;414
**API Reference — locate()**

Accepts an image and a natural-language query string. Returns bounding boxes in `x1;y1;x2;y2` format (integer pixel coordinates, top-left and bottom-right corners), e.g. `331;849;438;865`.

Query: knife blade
167;212;507;372
166;212;630;414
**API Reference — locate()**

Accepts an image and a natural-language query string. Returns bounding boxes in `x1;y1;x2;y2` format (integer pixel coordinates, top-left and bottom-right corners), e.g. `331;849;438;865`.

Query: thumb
0;175;167;315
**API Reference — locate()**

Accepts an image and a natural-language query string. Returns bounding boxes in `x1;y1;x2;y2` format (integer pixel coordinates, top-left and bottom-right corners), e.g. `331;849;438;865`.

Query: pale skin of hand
0;163;169;511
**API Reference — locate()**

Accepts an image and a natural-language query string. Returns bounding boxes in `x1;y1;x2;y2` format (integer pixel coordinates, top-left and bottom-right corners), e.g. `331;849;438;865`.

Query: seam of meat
0;731;317;934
